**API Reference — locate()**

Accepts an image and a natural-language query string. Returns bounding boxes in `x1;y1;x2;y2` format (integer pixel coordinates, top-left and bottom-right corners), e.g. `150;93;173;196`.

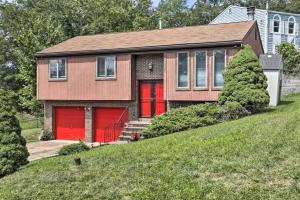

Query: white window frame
176;52;190;89
273;14;281;34
212;49;227;89
287;16;296;35
96;55;117;79
194;50;208;90
48;58;67;81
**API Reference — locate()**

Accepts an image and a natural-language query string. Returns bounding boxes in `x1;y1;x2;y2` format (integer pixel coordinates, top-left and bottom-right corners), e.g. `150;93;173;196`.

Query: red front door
139;81;165;117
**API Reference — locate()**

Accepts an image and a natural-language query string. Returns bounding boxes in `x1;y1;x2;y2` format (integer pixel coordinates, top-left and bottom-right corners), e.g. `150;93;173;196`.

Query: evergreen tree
219;45;269;113
0;88;29;177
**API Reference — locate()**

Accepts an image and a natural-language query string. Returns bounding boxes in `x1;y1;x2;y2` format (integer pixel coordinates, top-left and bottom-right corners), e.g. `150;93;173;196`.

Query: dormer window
288;16;296;34
273;15;281;33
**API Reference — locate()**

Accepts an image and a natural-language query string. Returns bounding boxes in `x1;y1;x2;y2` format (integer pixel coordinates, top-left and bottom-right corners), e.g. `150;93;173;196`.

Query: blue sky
152;0;196;7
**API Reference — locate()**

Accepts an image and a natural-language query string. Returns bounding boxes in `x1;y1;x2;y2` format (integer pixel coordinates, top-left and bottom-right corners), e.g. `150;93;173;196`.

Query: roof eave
35;41;243;58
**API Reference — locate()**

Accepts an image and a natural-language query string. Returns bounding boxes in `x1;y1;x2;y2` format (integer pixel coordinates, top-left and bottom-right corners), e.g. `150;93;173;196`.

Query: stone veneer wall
281;75;300;97
44;100;137;143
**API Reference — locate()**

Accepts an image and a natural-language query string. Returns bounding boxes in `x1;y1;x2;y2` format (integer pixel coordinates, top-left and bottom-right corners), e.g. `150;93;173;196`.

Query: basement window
96;56;116;79
49;59;66;80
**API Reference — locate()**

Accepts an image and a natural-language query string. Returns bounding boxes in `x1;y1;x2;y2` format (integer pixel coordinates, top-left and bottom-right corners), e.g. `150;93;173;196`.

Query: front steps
118;119;151;142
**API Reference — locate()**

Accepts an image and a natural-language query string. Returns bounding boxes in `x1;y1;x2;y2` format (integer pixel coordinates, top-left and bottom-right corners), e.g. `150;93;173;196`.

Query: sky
152;0;196;7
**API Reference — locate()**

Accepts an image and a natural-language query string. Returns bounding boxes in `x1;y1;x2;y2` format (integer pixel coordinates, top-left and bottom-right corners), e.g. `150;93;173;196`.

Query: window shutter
270;20;274;33
285;21;289;34
280;21;285;34
295;23;299;35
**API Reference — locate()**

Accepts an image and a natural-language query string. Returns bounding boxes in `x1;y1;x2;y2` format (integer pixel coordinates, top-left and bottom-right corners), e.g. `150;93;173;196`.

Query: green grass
21;128;42;143
1;94;300;199
17;113;42;143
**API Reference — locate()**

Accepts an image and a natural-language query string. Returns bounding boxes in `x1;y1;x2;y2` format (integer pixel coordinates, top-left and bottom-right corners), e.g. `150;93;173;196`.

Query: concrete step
124;126;146;132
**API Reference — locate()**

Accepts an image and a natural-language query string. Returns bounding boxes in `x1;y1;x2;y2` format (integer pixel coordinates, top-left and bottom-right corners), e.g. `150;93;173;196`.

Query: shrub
58;141;90;156
277;43;300;75
0;89;29;177
221;101;250;120
40;130;54;141
142;103;224;138
218;45;269;113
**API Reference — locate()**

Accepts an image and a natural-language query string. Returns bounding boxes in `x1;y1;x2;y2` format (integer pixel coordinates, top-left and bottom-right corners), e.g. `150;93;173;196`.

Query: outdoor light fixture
148;62;153;71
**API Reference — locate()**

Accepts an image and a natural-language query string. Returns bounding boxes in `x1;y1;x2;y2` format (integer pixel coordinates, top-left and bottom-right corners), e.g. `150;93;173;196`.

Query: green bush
58;141;90;156
277;43;300;75
40;130;54;141
142;103;224;138
0;89;29;177
219;45;269;113
221;101;250;120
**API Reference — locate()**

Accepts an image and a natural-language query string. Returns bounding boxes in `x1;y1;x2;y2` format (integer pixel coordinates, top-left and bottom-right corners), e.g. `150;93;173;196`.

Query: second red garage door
55;107;85;140
94;107;128;143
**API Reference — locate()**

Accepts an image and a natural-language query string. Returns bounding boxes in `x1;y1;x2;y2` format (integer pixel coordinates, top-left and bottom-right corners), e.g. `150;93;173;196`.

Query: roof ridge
74;20;255;38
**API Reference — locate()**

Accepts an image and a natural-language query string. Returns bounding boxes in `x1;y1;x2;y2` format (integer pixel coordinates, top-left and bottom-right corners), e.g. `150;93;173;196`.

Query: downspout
264;8;269;53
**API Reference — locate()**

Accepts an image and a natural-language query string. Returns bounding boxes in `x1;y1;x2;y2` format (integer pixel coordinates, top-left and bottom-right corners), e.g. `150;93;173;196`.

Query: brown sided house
36;20;263;143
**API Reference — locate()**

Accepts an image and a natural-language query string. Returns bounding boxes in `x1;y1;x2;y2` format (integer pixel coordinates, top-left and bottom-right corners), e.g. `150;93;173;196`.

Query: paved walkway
27;140;78;161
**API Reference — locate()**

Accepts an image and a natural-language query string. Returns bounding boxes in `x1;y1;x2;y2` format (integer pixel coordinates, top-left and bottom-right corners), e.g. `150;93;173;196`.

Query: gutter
35;41;243;58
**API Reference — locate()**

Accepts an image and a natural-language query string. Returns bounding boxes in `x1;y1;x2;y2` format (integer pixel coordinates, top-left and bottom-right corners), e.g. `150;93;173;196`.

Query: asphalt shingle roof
36;20;256;57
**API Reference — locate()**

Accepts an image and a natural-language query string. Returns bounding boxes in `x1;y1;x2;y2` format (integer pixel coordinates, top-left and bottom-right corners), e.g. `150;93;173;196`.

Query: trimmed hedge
58;141;90;156
142;103;224;138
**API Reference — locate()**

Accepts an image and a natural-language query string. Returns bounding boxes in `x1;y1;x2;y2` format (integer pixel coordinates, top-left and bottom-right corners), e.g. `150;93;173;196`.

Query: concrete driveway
27;140;78;161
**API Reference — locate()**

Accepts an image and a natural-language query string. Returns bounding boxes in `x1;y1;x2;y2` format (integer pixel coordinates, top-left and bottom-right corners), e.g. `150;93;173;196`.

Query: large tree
156;0;190;28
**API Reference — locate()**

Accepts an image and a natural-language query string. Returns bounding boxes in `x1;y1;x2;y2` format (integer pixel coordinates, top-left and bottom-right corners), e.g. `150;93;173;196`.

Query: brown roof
36;20;256;57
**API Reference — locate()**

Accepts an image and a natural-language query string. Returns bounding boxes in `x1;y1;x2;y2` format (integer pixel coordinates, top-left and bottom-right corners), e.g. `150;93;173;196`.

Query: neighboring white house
211;5;300;54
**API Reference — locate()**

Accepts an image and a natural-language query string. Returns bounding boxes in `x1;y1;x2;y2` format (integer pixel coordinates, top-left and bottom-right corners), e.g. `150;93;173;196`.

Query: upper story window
96;56;116;78
288;16;296;34
213;49;226;88
49;59;66;80
195;51;207;88
177;52;189;88
273;15;281;33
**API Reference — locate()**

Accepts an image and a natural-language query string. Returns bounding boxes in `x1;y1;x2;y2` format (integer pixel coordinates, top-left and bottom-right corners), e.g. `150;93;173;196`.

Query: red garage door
94;107;128;143
55;107;85;140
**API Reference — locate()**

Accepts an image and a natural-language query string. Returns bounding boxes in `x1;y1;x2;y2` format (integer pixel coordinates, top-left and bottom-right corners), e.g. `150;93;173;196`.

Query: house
35;20;263;143
210;5;300;54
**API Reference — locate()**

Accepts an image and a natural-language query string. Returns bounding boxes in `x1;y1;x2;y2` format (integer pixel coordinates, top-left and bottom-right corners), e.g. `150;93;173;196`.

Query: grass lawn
17;113;42;143
1;94;300;199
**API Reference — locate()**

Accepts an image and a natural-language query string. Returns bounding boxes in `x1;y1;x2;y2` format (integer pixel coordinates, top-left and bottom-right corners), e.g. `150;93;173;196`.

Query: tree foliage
0;88;29;177
219;45;269;113
277;43;300;75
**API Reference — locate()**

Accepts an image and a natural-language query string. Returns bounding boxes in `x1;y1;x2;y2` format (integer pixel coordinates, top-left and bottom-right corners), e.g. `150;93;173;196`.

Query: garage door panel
55;107;85;140
94;107;127;143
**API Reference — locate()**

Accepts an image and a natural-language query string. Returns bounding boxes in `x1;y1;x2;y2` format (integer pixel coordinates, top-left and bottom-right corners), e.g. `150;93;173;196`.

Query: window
273;15;281;33
195;51;207;88
97;56;116;78
49;59;66;80
213;50;226;88
288;16;296;34
177;52;189;88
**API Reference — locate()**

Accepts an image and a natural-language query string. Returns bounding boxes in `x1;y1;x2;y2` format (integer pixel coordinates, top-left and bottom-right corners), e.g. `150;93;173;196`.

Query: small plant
131;133;141;141
40;130;54;141
58;141;90;156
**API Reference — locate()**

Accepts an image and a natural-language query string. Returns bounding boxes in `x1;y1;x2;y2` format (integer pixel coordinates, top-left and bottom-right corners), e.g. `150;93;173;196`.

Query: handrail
103;107;129;143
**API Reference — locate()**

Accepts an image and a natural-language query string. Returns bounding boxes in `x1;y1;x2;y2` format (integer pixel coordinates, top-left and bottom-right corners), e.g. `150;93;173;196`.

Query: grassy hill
1;94;300;199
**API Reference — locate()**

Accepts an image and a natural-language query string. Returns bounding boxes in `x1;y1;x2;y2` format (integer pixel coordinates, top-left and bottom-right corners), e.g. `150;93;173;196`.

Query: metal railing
103;107;129;143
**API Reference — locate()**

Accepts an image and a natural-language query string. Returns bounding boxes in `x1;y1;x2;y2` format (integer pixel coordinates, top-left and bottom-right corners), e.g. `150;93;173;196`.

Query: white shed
260;54;283;106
